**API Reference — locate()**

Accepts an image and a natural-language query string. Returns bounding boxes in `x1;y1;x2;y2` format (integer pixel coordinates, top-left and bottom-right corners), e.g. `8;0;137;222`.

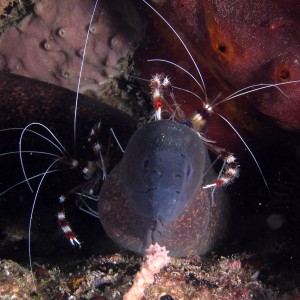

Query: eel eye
143;159;150;173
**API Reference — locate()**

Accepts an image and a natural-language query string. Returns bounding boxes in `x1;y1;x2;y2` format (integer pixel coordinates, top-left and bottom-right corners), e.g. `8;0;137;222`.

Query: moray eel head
98;119;229;257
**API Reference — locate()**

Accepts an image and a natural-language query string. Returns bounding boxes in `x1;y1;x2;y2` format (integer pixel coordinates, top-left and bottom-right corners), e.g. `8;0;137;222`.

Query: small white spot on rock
61;71;70;78
58;28;65;37
89;26;96;34
110;35;124;50
77;48;84;58
34;1;44;16
43;41;51;50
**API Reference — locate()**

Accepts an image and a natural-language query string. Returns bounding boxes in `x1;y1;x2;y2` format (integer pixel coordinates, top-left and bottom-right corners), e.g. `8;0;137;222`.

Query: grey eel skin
99;119;230;257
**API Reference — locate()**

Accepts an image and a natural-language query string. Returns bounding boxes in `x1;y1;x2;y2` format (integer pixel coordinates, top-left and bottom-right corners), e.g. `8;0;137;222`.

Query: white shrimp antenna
209;80;300;110
28;158;64;292
19;123;68;193
73;0;100;157
217;114;269;192
142;0;207;99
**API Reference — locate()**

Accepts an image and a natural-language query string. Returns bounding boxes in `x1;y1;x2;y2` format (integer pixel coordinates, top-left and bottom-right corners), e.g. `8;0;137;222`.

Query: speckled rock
0;260;34;300
0;0;141;96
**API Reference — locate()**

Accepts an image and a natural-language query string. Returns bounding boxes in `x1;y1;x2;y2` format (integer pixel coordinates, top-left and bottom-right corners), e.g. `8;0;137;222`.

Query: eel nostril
153;169;162;177
143;159;150;173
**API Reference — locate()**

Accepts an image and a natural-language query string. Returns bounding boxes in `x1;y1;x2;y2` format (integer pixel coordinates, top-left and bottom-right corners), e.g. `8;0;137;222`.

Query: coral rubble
1;252;299;300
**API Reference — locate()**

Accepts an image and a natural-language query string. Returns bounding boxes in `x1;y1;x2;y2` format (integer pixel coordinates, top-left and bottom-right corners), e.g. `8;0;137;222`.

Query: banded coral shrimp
0;0;298;298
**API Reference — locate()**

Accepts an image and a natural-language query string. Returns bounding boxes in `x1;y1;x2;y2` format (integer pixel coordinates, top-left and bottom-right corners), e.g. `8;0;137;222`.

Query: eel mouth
141;217;166;251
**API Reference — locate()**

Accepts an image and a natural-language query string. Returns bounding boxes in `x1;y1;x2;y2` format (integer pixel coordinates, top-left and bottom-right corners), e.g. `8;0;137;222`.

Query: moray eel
0;72;229;258
99;120;230;257
0;71;136;157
